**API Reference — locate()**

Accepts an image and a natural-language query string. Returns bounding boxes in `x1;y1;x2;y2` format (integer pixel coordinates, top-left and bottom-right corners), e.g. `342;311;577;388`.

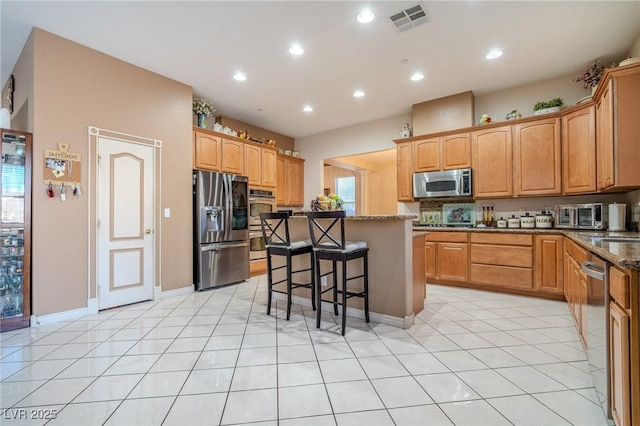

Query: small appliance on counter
608;203;626;231
442;203;475;227
554;203;606;230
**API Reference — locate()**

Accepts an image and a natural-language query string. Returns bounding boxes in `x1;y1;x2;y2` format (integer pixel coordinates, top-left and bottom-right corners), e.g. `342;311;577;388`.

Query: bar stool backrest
260;212;291;248
306;210;346;251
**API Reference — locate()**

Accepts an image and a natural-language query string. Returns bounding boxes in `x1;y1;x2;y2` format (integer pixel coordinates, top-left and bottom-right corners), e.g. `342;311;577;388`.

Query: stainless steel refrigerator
193;170;249;290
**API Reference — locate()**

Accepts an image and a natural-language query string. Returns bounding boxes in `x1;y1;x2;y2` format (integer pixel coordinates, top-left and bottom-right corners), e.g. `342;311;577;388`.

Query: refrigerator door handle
200;242;249;252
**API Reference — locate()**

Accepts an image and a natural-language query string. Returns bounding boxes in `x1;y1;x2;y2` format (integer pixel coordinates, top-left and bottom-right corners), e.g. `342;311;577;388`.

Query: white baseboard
87;298;98;315
154;285;162;300
273;293;413;329
161;285;194;299
30;306;92;327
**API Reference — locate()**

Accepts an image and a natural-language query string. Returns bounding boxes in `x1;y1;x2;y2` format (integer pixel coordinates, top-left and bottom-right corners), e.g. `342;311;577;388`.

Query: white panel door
97;137;154;309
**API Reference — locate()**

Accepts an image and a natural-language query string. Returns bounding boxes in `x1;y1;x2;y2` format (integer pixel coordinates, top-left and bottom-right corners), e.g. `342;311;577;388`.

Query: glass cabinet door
1;130;30;331
0;228;25;320
1;132;26;224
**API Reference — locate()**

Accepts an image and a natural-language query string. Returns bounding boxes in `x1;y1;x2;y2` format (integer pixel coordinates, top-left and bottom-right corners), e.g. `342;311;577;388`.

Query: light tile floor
0;278;611;426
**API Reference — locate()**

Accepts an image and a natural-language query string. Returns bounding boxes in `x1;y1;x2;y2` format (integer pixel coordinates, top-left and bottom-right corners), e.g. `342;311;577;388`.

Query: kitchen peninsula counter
282;214;420;328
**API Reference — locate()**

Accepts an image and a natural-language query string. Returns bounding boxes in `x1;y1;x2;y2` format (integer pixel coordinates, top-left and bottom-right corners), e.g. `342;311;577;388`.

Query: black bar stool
260;212;315;320
306;210;369;335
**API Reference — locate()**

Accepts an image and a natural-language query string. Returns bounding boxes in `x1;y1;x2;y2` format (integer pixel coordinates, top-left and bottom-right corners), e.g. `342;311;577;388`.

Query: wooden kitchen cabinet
276;155;285;205
261;148;277;188
414;137;440;172
610;300;631;426
436;243;469;282
564;238;588;347
276;154;305;206
193;131;221;171
244;143;277;188
534;235;564;295
397;141;414;201
221;138;244;175
470;233;533;290
244;143;261;186
414;133;470;173
425;241;435;280
471;125;513;198
562;105;596;194
513;117;562;196
596;67;640;191
425;233;468;283
441;132;471;170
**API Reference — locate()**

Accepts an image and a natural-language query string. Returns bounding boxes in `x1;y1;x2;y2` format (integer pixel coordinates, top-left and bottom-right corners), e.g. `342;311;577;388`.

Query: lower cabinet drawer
470;244;532;268
610;266;630;309
471;263;533;289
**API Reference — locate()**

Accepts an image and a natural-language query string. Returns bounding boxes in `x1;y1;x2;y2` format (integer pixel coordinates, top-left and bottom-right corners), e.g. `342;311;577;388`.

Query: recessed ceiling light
289;44;304;56
303;105;313;112
486;49;503;60
400;58;409;64
233;72;247;81
357;9;375;24
353;90;365;98
410;72;424;81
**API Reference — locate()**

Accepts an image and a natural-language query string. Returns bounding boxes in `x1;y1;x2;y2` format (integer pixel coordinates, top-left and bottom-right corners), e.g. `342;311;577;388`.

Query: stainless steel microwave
554;203;608;230
413;168;472;198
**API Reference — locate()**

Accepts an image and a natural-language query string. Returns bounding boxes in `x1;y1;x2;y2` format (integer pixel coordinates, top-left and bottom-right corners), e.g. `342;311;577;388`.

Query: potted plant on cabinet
533;98;564;115
193;98;215;128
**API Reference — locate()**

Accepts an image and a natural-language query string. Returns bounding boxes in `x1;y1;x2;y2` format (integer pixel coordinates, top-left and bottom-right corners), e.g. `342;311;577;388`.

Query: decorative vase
197;114;207;128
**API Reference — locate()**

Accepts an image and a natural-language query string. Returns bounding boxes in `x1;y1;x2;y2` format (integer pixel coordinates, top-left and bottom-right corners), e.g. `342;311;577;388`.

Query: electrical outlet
321;276;328;286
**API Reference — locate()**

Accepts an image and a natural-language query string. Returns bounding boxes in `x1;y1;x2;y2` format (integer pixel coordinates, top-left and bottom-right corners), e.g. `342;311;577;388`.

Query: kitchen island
274;214;421;328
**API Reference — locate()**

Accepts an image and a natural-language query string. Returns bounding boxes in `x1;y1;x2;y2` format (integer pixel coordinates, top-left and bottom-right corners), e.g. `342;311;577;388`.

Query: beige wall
412;91;475;135
12;29;193;316
628;32;640;58
214;116;294;151
475;73;590;126
368;161;397;215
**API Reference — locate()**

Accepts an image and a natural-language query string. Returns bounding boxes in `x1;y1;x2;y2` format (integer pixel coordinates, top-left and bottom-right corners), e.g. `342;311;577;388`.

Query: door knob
145;229;152;234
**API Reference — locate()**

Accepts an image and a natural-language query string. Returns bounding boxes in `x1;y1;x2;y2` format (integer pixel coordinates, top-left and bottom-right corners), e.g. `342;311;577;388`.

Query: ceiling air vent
389;3;431;33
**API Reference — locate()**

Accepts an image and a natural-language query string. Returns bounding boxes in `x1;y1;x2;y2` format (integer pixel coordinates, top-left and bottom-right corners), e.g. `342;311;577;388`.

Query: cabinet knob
145;229;152;234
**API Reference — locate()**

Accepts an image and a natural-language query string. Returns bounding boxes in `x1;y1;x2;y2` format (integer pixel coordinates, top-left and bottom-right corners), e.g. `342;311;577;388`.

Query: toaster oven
554;203;608;230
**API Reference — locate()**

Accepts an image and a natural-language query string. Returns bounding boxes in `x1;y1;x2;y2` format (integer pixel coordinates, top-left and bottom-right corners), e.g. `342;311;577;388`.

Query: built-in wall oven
248;189;276;261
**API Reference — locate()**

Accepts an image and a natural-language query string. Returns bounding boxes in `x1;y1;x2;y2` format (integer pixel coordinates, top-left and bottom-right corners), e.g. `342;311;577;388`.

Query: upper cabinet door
562;105;596;194
413;138;440;172
441;132;471;170
194;131;221;171
513;117;562;196
276;155;285;205
471;126;513;198
244;143;261;186
597;81;614;190
221;139;244;175
261;149;277;188
397;142;414;201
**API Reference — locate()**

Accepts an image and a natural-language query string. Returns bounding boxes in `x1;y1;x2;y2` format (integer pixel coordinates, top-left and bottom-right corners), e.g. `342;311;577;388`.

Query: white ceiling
2;1;639;139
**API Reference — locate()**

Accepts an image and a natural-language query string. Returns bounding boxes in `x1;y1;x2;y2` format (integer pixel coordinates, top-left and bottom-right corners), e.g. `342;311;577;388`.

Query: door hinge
97;219;101;228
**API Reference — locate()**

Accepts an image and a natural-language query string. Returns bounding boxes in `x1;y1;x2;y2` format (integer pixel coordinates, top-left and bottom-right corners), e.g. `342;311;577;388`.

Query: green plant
533;97;564;111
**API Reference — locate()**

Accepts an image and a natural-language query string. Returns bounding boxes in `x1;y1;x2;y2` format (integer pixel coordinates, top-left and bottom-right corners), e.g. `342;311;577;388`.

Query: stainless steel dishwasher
582;254;612;422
